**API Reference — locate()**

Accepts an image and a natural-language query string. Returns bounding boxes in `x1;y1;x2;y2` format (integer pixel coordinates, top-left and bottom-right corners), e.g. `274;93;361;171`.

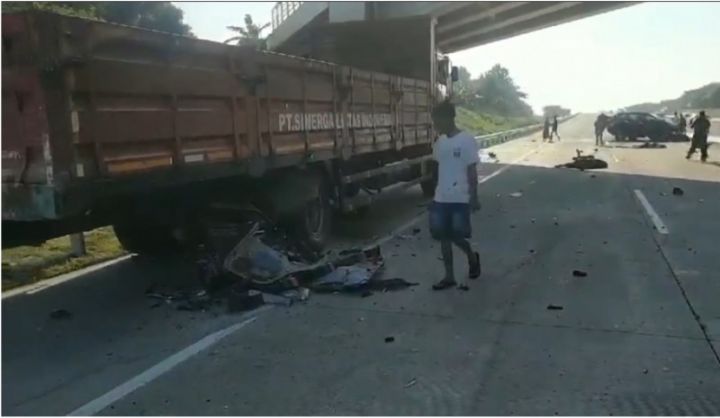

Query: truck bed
2;11;434;222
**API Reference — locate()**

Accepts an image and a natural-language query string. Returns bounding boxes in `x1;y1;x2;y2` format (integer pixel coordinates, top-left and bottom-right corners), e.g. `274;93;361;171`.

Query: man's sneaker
469;252;481;279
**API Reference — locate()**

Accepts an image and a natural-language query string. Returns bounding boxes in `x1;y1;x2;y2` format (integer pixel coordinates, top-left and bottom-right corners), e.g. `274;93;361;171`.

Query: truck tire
292;180;331;251
113;222;180;257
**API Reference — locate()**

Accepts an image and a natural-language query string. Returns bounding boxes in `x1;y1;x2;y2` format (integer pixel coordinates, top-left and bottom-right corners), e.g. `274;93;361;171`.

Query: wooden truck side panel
2;12;434;222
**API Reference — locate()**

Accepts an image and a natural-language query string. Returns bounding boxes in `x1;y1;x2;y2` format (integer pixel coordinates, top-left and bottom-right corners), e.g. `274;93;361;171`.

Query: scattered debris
412;227;421;235
509;192;523;198
643;368;649;375
546;304;564;311
404;378;418;388
385;336;395;343
488;152;497;159
49;309;73;320
572;270;588;277
672;187;684;196
555;150;608;170
636;142;666;149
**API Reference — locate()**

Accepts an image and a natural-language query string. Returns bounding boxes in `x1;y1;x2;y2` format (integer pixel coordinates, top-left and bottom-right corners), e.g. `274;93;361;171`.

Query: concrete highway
3;114;719;415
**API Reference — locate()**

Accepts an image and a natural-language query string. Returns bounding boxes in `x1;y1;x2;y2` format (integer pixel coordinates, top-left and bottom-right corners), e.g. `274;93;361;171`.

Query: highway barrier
475;114;578;149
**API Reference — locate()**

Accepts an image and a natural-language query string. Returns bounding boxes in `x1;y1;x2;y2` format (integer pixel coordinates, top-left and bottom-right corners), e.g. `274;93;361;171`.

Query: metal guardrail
474;114;577;148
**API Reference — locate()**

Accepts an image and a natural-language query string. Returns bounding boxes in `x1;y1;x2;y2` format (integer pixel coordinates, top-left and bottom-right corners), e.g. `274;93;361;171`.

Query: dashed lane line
634;189;669;234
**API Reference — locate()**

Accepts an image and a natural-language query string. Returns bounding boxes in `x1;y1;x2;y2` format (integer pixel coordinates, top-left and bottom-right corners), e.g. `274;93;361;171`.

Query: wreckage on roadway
2;11;456;254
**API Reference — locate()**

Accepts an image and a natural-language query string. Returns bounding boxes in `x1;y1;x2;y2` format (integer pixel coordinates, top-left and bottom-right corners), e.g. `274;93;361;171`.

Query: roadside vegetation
2;227;126;291
456;106;539;135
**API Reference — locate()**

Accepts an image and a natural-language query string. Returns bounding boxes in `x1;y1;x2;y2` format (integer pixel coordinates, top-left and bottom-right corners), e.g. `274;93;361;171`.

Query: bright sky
175;2;720;114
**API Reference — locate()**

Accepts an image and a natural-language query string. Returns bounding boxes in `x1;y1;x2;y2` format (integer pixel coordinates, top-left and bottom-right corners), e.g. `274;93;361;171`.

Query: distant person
678;112;687;131
543;117;550;141
428;100;481;291
686;110;711;162
550;115;560;141
594;113;608;146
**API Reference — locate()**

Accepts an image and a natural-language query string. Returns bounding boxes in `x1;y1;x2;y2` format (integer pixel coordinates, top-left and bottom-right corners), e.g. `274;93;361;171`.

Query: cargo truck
2;11;457;254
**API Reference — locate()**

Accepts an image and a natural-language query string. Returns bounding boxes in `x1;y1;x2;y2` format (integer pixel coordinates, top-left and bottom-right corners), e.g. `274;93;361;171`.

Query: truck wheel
113;222;180;257
293;183;331;251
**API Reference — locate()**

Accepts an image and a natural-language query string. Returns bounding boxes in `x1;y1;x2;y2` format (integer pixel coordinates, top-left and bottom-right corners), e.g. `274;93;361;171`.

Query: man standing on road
428;100;481;291
543;117;551;142
551;115;561;141
594;113;608;146
686;110;711;162
678;112;687;132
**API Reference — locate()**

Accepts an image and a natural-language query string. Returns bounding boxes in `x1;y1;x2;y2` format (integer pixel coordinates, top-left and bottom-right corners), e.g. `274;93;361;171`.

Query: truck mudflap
2;184;59;221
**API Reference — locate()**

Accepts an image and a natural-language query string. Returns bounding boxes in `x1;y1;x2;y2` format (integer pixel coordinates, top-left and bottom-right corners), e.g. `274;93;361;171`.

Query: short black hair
432;100;456;119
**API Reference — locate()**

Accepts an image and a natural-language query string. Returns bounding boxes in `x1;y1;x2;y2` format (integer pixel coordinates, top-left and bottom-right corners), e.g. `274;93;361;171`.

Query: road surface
3;114;720;415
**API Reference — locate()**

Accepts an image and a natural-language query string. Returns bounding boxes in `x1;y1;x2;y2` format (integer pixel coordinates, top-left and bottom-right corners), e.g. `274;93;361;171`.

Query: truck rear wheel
293;187;330;251
113;222;180;257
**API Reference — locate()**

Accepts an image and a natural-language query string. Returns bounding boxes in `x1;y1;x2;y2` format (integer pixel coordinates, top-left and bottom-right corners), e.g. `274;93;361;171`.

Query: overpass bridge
268;1;634;54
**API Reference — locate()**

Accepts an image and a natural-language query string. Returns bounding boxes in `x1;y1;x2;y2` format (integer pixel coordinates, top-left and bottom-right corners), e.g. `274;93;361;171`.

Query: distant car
607;112;689;142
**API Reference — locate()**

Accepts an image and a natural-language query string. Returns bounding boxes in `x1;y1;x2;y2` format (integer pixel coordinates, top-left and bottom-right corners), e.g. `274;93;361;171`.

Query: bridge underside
269;1;635;54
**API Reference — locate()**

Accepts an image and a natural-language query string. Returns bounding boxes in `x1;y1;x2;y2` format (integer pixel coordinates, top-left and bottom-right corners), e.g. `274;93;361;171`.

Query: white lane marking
67;312;265;416
370;145;541;247
3;255;134;299
634;189;669;234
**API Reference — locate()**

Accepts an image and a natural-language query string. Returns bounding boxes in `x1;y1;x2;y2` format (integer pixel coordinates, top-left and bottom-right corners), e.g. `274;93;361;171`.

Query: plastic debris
385;336;395;343
546;304;564;311
404;378;418;388
572;270;588;277
49;309;73;320
672;187;684;196
509;192;523;198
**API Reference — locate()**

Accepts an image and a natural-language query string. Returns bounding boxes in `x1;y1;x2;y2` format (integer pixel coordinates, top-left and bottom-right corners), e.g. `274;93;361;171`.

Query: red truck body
2;12;441;249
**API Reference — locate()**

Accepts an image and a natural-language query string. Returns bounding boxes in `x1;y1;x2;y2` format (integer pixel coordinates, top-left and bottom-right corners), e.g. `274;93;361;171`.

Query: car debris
546;304;564;311
672;187;684;196
385;336;395;343
572;270;588;277
555;151;608;170
509;192;523;198
49;309;73;320
404;378;418;388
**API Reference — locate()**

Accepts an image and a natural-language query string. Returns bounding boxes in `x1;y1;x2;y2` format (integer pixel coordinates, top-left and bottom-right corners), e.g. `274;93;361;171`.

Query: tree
455;64;533;117
2;2;192;36
225;14;271;49
543;105;571;118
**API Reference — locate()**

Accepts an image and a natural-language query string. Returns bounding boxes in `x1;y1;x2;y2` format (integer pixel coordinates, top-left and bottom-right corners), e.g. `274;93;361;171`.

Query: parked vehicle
606;112;689;142
2;11;457;253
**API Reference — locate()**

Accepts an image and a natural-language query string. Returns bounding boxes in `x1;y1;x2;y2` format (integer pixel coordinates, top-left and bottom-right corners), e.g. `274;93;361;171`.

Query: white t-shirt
432;131;480;203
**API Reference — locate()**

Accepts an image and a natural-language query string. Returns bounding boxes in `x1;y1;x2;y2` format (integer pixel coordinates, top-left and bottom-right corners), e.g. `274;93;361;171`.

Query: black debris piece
488;152;497;159
458;284;470;291
572;270;588;277
385;336;395;343
227;289;264;313
555;155;608;170
546;304;564;311
672;187;684;196
49;309;73;320
412;227;421;235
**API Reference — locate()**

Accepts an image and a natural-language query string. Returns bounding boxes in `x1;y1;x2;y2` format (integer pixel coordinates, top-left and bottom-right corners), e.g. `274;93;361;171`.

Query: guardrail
474;114;577;148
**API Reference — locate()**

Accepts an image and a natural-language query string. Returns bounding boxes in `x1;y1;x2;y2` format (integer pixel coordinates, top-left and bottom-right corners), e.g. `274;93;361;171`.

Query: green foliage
542;105;571;118
453;64;534;118
2;2;192;35
456;106;539;136
225;14;271;49
626;82;720;112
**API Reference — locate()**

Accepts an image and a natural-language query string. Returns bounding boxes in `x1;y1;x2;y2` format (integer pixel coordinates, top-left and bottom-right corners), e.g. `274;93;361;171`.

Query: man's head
432;100;457;135
699;110;706;118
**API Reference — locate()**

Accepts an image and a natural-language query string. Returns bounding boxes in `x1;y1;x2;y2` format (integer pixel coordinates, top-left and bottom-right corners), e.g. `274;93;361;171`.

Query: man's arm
467;163;479;211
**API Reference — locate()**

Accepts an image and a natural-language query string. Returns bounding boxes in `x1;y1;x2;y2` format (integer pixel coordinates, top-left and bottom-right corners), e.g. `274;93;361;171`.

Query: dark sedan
607;112;689;142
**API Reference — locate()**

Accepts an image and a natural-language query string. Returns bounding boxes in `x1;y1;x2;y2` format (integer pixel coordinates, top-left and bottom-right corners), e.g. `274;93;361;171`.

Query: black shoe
432;278;456;290
469;252;481;279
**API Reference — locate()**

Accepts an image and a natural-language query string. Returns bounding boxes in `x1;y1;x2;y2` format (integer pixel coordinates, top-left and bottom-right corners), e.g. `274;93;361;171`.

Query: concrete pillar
70;233;86;257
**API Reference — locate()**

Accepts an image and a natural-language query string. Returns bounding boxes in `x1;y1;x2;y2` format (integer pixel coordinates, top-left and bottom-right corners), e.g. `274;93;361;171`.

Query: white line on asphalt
634;189;669;234
67;311;266;416
369;146;541;248
2;254;134;299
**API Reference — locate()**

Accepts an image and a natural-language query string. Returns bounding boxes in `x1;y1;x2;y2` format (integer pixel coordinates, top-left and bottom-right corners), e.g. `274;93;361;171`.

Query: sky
174;1;720;114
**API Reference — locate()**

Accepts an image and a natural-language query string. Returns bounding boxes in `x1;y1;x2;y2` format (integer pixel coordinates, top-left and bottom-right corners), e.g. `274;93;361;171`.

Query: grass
2;226;126;291
456;106;540;136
